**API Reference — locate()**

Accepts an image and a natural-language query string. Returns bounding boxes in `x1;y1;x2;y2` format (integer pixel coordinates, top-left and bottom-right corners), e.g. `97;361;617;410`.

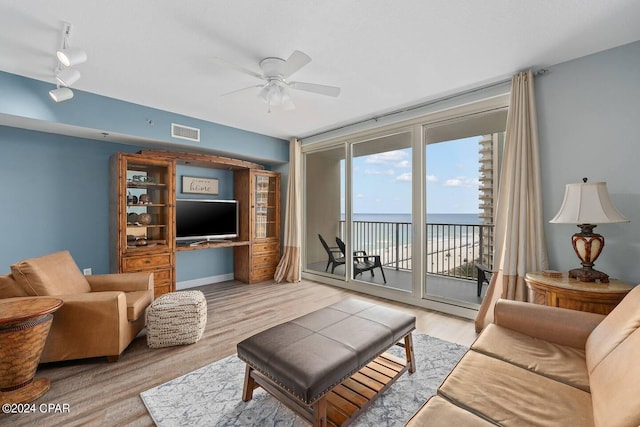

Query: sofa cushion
406;395;497;426
472;323;589;392
438;351;593;426
11;250;91;296
0;274;29;298
589;328;640;427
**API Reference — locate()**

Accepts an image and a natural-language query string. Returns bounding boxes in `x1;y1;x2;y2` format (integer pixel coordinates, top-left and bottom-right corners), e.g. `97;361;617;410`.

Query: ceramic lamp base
570;224;609;283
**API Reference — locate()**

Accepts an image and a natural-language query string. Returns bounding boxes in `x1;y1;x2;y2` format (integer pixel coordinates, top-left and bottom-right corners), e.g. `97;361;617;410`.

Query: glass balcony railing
339;220;494;281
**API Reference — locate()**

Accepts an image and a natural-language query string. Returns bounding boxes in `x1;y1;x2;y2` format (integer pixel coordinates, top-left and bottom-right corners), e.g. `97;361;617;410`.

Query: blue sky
348;136;482;214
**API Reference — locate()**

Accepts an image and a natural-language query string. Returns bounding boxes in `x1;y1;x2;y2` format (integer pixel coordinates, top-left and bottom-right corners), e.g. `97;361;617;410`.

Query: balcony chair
318;234;345;273
336;237;387;283
475;263;493;297
0;250;154;363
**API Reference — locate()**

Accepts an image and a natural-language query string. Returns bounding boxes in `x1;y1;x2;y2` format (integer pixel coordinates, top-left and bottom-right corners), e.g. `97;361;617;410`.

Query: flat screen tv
176;199;239;242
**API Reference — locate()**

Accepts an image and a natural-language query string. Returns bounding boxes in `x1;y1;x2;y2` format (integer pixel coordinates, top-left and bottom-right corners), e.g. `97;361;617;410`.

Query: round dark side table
0;297;63;404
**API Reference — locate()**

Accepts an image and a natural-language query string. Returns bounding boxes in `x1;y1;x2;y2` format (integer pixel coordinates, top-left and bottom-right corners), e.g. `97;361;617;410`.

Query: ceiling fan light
56;47;87;67
49;87;74;102
55;67;81;86
259;82;289;107
258;86;270;103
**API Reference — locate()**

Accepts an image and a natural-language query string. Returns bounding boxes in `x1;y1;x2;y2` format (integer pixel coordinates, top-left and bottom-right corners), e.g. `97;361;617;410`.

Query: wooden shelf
126;182;167;189
111;153;176;298
176;240;251;251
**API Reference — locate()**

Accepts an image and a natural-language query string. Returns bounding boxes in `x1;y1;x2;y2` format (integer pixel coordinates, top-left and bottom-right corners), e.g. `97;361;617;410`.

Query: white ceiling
1;0;640;141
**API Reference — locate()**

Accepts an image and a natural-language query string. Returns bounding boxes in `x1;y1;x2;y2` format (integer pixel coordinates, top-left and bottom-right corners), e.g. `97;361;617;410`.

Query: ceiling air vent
171;123;200;142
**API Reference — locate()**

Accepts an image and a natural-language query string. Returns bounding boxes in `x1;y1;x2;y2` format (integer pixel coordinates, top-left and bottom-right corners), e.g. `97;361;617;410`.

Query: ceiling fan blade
220;84;264;97
282;50;311;78
212;57;264;80
289;81;341;97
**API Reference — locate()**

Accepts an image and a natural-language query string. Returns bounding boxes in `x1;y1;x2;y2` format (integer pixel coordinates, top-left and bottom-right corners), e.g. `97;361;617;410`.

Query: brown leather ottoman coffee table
237;298;416;427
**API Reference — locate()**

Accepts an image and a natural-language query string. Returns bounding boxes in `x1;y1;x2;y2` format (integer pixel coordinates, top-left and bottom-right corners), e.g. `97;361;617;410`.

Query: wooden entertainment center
110;150;281;297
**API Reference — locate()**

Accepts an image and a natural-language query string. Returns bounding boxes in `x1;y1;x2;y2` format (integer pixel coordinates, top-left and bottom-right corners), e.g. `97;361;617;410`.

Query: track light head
49;87;74;102
56;47;87;67
55;67;81;86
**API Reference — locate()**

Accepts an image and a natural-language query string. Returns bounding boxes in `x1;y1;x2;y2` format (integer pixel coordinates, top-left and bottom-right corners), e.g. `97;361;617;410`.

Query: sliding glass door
304;146;346;280
350;132;412;291
423;111;506;308
302;94;510;318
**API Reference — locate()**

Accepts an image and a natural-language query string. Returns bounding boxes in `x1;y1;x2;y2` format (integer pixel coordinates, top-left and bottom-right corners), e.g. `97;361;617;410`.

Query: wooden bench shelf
175;240;250;251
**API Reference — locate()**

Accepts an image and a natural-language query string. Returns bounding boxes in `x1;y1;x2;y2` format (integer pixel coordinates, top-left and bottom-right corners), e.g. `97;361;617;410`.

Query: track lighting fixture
49;22;86;103
55;67;81;87
49;87;74;102
56;47;87;67
56;23;87;67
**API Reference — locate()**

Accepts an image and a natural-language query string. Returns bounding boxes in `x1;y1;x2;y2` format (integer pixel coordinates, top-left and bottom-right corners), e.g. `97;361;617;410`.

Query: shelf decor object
182;176;219;195
550;178;629;283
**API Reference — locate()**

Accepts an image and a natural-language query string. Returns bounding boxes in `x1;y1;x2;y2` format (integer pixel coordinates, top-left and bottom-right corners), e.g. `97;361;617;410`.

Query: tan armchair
0;251;153;363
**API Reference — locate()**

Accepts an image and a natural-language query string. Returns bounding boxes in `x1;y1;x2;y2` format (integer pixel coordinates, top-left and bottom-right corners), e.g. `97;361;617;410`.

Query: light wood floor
2;279;476;427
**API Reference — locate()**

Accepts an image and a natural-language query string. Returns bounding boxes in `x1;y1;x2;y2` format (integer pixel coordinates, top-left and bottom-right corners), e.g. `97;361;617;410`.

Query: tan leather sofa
0;250;153;363
406;284;640;427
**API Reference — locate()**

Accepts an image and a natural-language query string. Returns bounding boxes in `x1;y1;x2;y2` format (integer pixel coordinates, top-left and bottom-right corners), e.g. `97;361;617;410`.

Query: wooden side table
525;272;632;315
0;297;63;404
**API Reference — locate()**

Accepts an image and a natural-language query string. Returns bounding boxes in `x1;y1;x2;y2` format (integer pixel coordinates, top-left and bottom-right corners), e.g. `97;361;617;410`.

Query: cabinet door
253;172;280;240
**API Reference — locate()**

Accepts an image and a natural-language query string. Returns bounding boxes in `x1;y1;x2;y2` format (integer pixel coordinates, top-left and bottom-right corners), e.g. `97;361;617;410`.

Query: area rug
140;334;467;426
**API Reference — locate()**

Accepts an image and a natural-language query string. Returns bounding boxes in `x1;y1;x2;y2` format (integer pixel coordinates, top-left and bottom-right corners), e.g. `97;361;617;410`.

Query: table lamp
550;178;629;283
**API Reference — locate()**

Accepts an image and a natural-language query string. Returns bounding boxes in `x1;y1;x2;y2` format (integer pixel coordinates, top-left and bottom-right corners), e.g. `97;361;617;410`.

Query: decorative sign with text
182;176;219;195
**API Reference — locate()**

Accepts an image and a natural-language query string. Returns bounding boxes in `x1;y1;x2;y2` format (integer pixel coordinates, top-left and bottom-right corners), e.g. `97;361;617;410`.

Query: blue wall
174;164;235;282
0;126;136;273
0;72;289;283
0;71;288;164
537;40;640;283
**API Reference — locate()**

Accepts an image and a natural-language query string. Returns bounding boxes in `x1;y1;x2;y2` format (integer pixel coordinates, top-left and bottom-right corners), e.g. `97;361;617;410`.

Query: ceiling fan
215;50;341;111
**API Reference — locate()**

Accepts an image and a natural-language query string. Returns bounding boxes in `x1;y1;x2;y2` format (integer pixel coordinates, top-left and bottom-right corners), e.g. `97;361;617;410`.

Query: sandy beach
374;236;481;274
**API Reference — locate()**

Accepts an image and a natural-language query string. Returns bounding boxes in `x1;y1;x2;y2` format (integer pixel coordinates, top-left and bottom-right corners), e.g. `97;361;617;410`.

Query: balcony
307;220;494;307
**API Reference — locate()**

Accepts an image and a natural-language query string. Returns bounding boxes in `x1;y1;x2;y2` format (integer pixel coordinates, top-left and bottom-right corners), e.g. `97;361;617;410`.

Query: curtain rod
301;69;548;141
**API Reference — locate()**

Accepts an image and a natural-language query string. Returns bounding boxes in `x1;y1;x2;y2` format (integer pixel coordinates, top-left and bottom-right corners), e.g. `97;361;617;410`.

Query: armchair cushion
125;291;153;321
86;272;154;321
0;274;29;298
10;250;91;296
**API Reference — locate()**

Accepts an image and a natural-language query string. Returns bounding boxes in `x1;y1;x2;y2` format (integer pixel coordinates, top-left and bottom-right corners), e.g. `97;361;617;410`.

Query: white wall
537;40;640;284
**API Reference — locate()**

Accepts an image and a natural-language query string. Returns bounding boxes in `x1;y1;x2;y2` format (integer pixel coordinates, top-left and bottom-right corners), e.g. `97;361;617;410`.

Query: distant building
478;133;503;268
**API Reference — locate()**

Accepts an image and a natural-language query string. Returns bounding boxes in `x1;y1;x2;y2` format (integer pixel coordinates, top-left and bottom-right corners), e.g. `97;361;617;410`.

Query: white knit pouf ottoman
146;290;207;348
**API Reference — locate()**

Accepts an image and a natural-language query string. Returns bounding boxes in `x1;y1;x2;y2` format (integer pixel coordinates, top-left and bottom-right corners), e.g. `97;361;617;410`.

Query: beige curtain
475;70;549;332
274;138;302;283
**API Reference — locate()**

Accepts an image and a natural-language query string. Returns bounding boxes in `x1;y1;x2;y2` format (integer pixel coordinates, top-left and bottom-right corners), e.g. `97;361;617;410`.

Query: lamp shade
56;47;87;67
55;67;81;87
550;181;628;224
49;87;74;102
